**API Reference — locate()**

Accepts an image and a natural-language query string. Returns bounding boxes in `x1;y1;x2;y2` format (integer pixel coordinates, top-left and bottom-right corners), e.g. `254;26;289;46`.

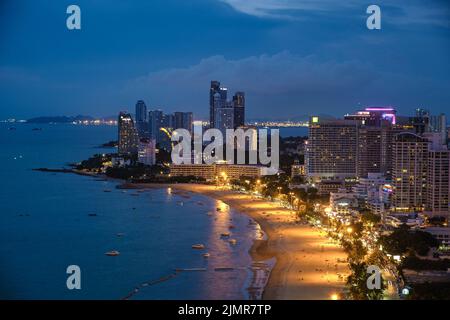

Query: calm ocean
0;123;275;299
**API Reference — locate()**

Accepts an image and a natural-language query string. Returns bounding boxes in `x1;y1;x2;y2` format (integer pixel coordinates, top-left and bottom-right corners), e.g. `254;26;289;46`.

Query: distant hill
26;115;95;123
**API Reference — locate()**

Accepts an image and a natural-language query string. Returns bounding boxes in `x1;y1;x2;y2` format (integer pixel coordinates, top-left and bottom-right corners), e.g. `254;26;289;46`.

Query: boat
202;253;210;258
214;267;234;271
103;189;112;193
105;250;120;256
175;268;207;272
116;233;125;237
220;232;230;237
229;239;237;245
88;213;97;217
191;244;205;250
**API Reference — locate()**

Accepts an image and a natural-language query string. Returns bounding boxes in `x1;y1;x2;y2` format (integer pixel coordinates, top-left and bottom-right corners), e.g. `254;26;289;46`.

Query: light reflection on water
0;124;271;300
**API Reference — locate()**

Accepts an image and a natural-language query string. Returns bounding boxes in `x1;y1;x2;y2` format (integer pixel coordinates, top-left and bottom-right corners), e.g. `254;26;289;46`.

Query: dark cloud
122;51;449;119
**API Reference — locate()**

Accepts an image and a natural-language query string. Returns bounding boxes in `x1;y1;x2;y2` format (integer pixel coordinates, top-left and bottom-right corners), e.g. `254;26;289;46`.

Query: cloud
219;0;450;27
122;52;401;119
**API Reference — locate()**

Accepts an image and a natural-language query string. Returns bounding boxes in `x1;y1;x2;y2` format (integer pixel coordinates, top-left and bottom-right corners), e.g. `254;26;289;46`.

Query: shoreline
120;183;350;300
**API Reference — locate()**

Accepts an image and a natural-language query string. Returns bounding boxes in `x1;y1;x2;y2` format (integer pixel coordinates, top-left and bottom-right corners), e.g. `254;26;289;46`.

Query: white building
330;190;358;215
138;138;156;166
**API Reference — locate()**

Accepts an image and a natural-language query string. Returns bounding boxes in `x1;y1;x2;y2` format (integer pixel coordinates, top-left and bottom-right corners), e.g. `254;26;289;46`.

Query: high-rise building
118;112;139;155
135;100;148;138
345;107;397;126
148;110;164;142
409;108;430;135
214;99;234;137
428;113;447;144
307;117;359;179
357;126;383;178
138;138;156;166
209;81;227;128
174;112;193;133
425;144;450;218
162;113;175;130
344;107;399;179
391;132;429;212
233;92;245;128
209;80;245;131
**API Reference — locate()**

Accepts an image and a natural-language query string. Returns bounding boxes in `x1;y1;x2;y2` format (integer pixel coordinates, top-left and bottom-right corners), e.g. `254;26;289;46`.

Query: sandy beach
121;183;350;300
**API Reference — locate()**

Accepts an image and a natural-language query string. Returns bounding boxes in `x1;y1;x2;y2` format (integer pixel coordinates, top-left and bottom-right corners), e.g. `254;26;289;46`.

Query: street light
330;293;339;300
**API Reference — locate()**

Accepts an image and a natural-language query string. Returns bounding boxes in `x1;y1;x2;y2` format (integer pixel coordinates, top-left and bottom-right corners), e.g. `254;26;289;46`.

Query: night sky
0;0;449;120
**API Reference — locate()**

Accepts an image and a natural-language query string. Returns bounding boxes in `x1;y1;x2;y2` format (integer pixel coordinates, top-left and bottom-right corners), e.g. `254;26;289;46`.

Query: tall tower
391;132;429;212
135;100;148;138
174;112;193;134
425;143;450;218
118;112;139;155
214;99;234;137
209;81;227;129
307;117;359;180
148;110;164;142
210;81;221;128
233;91;245;128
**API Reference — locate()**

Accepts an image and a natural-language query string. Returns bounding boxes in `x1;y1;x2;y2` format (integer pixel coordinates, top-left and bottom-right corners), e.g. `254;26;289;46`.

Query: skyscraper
138;138;156;166
356;126;383;178
233;92;245;128
162;113;175;130
209;81;227;128
118;112;139;155
214;96;234;136
344;107;400;179
148;110;164;142
174;112;193;133
428;113;447;144
426;147;450;218
135;100;148;138
391;132;429;212
307;117;359;179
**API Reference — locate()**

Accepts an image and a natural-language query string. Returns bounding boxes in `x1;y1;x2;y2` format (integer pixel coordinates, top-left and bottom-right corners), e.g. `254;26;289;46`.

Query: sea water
0;123;268;299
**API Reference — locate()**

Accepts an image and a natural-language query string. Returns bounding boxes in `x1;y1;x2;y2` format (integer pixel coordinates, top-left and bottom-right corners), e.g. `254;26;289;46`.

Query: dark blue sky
1;0;449;120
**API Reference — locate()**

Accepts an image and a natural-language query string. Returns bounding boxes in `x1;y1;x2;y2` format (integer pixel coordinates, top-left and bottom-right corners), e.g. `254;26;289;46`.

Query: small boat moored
192;244;205;250
105;250;120;256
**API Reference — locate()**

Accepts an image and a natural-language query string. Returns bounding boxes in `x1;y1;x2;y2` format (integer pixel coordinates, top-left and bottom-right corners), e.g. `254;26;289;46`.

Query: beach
123;183;350;300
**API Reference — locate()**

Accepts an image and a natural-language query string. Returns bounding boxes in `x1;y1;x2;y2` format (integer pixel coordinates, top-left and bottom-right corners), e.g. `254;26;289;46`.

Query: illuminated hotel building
344;107;397;126
307;117;359;179
170;163;262;181
138;138;156;166
345;107;398;178
425;146;450;218
118;112;139;155
391;132;429;212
